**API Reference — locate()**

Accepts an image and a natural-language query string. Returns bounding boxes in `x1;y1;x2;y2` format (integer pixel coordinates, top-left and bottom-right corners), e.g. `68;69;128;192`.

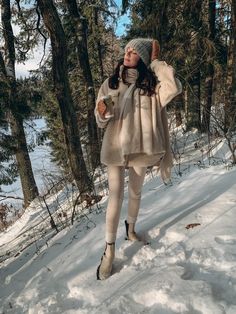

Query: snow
0;165;236;313
0;130;236;313
1;118;59;208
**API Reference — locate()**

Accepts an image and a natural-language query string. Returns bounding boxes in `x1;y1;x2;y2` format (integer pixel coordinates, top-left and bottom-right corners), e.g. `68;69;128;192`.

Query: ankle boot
125;220;140;241
97;242;115;280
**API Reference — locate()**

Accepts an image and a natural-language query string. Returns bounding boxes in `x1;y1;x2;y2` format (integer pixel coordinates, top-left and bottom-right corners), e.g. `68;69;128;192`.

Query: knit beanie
125;38;153;67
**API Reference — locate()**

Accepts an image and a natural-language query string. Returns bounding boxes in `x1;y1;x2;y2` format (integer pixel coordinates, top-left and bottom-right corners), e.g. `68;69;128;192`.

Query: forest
0;0;236;221
0;1;236;312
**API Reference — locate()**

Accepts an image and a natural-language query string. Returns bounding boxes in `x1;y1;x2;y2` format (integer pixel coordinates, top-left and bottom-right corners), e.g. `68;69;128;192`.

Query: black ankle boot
125;220;140;241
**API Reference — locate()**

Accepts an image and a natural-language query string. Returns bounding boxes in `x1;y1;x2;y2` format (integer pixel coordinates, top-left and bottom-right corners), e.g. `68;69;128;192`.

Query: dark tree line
124;0;236;134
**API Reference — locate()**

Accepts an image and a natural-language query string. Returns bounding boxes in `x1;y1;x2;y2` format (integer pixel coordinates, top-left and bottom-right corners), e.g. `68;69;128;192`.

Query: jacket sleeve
150;60;182;107
94;78;111;128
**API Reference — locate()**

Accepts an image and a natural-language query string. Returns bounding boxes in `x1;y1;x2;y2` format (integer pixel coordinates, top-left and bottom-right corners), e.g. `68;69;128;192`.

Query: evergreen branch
0;50;7;77
13;1;35;58
35;3;48;66
86;4;117;18
15;0;21;12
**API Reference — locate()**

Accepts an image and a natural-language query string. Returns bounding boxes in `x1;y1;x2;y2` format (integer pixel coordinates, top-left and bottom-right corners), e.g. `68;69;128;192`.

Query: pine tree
1;0;39;206
37;0;93;194
63;0;100;171
0;51;18;187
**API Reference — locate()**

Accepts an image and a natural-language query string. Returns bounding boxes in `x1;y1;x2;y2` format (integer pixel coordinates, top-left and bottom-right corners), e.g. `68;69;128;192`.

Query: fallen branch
185;223;201;229
0;195;24;201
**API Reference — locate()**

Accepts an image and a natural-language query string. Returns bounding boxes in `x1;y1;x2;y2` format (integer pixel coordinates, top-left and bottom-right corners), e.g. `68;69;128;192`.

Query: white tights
105;165;146;243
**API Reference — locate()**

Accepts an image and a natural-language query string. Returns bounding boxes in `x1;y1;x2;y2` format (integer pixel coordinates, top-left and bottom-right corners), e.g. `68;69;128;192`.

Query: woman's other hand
97;100;107;118
151;39;160;61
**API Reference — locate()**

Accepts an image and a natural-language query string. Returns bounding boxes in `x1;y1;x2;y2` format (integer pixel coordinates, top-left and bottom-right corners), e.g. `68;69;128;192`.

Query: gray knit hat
125;38;153;66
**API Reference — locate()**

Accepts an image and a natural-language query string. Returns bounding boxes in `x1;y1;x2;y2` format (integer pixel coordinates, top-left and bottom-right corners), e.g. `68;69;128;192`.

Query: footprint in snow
215;235;236;245
179;262;200;280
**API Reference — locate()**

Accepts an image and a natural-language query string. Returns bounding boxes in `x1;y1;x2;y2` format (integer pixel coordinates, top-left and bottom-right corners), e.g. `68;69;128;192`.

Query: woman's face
123;47;140;67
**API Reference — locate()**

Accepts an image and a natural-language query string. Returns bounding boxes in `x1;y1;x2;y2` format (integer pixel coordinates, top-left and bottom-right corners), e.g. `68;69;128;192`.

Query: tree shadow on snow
138;169;235;246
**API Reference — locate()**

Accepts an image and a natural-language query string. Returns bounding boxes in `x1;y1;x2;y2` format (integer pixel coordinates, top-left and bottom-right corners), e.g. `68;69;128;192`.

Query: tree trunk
37;0;93;194
202;0;216;133
186;69;201;130
185;0;203;131
10;115;39;205
94;6;105;82
232;0;236;108
1;0;39;207
64;0;100;171
174;94;183;127
174;59;184;127
224;0;236;131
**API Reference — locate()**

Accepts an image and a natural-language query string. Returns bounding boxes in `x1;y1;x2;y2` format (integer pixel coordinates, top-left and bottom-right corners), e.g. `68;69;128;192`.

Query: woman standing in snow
95;38;182;280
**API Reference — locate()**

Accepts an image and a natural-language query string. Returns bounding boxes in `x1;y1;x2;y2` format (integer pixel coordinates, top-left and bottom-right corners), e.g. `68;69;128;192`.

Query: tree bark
224;0;236;131
64;0;100;171
185;0;203;130
94;6;105;82
1;0;39;207
202;0;216;133
186;69;201;130
232;0;236;112
174;94;183;127
37;0;93;194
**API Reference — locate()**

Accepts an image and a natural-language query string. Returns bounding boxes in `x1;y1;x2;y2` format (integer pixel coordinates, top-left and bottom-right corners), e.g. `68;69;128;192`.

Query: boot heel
125;220;129;239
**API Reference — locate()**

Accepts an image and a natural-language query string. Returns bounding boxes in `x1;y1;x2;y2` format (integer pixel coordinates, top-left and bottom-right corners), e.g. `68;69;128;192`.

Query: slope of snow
0;162;236;314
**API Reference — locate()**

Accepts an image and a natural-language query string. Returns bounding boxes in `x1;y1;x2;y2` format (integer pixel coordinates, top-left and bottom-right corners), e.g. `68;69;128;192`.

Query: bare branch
0;195;24;201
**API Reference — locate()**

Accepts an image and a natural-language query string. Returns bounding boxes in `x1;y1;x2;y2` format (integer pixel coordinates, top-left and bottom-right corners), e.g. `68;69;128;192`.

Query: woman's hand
97;100;107;118
151;39;160;61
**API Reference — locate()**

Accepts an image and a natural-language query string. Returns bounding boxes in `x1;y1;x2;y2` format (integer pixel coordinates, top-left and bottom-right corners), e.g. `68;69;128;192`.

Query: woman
95;38;182;280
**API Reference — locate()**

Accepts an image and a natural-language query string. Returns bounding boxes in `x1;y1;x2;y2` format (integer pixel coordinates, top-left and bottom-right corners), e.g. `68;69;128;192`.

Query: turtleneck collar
119;65;139;84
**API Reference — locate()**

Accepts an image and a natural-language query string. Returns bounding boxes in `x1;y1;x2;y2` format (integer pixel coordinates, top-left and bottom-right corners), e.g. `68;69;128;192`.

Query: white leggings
105;165;147;243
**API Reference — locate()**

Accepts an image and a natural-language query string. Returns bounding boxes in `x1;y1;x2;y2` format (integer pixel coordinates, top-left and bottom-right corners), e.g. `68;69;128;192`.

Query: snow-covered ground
0;132;236;314
1;118;59;209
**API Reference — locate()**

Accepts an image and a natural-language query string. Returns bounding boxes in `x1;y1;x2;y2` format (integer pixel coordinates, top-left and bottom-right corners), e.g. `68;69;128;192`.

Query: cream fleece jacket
95;60;182;181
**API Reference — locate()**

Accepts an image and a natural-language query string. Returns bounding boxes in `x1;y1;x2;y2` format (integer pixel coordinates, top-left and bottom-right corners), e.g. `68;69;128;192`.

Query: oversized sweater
95;59;182;181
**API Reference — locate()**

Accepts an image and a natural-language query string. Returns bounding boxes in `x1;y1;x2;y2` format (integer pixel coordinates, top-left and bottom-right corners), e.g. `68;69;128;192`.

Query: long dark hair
108;58;157;96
